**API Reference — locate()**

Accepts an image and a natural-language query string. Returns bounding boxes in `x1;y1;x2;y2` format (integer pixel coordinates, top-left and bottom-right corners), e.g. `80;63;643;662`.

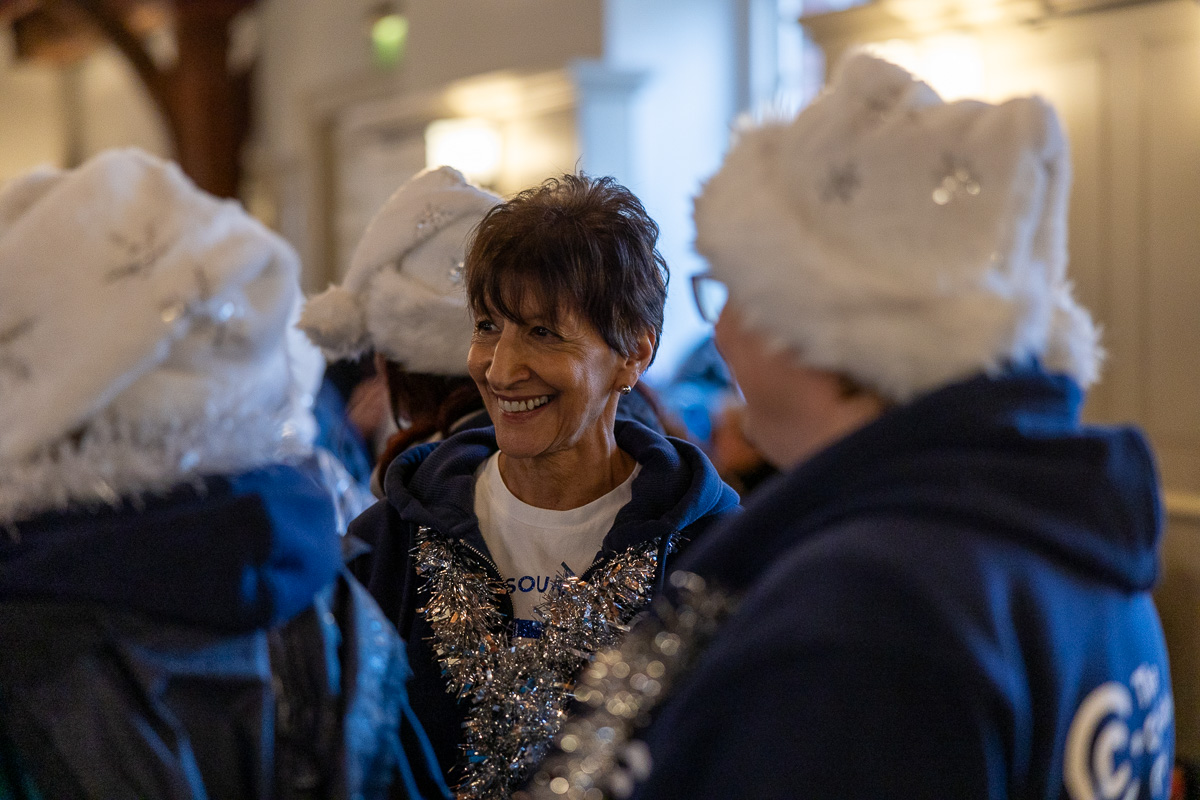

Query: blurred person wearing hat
0;149;447;799
523;54;1173;800
328;172;739;799
300;166;503;499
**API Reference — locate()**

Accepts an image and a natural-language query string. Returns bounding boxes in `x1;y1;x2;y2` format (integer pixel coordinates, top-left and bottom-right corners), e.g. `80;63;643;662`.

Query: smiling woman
468;304;639;486
345;173;739;800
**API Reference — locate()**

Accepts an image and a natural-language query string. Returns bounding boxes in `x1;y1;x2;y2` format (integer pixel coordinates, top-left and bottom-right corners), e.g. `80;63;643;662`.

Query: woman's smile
494;394;552;414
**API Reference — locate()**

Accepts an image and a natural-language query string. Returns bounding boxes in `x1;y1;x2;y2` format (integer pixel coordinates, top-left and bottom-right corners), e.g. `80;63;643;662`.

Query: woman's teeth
498;395;550;413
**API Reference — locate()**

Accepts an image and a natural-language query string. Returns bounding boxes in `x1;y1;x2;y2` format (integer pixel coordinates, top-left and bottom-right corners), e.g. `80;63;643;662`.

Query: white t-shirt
473;452;640;638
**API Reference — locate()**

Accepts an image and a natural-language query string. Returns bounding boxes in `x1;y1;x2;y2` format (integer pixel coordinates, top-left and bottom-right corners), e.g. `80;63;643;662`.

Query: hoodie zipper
418;525;504;582
460;538;504;582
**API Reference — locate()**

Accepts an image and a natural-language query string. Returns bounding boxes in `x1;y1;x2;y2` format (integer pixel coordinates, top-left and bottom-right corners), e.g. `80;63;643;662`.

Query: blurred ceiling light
919;34;985;99
444;74;525;119
862;33;984;100
425;118;503;187
370;4;408;69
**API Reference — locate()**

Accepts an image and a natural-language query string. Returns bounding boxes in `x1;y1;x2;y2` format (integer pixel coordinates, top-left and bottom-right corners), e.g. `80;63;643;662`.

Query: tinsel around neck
412;526;675;800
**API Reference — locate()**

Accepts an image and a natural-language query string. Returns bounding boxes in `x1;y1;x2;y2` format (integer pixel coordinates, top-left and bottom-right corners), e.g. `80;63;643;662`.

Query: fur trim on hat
298;285;370;360
695;52;1102;401
298;166;499;374
0;403;312;525
362;268;474;374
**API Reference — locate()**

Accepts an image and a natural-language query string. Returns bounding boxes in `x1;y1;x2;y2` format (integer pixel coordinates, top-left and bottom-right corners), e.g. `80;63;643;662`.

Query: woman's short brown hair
464;173;668;363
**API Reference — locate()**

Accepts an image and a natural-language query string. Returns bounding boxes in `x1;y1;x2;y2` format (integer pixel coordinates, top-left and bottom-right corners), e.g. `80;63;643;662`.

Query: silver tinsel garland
514;571;740;800
413;526;676;800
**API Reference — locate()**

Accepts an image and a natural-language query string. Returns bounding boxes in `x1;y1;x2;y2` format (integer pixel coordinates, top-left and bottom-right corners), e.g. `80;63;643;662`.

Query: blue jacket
348;420;739;788
633;369;1173;800
0;459;447;800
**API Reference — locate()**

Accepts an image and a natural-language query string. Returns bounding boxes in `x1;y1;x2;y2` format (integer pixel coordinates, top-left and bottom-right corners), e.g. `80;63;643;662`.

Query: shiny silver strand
413;527;675;800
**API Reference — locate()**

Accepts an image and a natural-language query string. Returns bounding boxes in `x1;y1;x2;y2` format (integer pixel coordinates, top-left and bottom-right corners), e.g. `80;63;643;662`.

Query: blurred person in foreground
523;53;1173;800
0;149;446;799
343;173;739;799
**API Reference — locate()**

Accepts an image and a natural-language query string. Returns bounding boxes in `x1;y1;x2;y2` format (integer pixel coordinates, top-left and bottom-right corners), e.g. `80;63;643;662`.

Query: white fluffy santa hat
0;148;320;522
298;166;500;375
694;52;1101;402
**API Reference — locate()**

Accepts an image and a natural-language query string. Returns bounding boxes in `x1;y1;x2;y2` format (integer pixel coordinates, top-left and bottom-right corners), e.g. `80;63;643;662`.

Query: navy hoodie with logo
347;419;740;789
631;368;1173;800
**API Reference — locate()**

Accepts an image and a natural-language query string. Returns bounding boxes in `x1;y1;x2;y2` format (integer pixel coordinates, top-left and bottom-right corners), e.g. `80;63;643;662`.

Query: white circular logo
1065;664;1173;800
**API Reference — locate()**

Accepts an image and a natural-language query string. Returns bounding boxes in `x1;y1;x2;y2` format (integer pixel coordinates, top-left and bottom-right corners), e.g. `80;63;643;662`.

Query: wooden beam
53;0;259;199
64;0;176;140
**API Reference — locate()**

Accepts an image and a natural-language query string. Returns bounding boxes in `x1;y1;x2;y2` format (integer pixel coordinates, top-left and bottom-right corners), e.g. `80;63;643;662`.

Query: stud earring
619;385;632;395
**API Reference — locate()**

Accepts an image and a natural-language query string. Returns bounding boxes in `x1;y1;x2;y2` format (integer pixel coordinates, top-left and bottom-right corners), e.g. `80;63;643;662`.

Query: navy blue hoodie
632;369;1173;800
0;459;447;800
348;419;739;788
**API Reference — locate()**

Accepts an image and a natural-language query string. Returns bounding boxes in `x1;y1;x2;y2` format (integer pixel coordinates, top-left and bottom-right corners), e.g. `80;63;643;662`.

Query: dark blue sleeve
635;645;1009;800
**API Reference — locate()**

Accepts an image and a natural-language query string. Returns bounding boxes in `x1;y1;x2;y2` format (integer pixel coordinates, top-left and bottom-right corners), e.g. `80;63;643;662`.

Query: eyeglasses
691;273;729;325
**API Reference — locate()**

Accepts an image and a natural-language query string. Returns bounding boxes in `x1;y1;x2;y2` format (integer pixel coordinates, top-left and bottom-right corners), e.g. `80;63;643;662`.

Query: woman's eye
474;320;496;334
531;326;554;338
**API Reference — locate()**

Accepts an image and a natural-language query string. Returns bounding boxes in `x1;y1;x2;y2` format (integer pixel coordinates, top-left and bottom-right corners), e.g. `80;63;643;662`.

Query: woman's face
467;298;633;462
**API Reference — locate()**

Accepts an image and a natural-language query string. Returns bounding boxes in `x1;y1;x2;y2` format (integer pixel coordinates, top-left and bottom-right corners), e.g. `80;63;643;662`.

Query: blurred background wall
1;0;1199;759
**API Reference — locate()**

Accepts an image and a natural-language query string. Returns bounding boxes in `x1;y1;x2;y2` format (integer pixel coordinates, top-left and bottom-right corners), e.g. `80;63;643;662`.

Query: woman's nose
487;328;530;388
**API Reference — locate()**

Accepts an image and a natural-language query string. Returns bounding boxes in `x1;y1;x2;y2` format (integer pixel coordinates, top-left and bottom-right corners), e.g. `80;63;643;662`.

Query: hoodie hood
0;459;340;632
682;366;1161;594
384;419;739;555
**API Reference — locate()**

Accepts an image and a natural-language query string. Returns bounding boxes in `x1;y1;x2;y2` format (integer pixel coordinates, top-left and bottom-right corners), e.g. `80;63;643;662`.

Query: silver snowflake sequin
932;156;981;205
0;318;35;381
158;267;246;349
415;204;454;235
104;223;171;283
821;163;862;204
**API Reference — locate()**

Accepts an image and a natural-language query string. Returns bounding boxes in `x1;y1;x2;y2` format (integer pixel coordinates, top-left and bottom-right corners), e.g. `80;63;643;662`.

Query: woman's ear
623;329;656;384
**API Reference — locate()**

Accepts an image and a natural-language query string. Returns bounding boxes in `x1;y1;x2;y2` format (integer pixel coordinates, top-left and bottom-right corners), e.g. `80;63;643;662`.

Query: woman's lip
491;393;550;401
